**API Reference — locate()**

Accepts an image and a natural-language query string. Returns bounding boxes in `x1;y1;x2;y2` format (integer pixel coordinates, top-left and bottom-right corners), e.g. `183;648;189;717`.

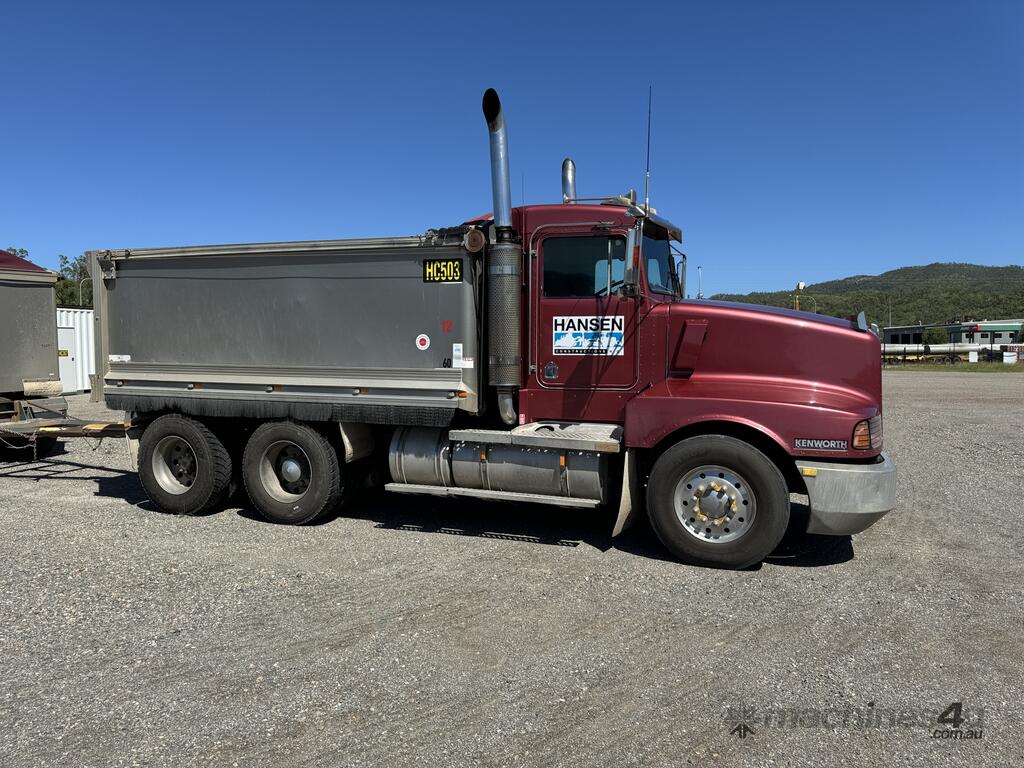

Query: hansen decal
794;438;848;451
553;316;625;356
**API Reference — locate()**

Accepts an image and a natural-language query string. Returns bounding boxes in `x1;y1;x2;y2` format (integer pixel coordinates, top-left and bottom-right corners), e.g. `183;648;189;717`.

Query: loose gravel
1;372;1022;767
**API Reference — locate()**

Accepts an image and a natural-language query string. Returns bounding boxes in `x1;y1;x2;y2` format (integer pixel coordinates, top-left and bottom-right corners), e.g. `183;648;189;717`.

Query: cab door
534;233;638;390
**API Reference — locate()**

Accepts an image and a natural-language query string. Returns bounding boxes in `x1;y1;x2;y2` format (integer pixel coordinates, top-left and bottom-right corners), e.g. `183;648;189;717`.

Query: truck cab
460;197;897;567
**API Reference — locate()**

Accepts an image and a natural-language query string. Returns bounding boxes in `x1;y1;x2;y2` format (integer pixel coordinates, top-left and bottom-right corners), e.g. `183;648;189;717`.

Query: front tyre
646;435;790;569
138;414;233;515
241;421;342;525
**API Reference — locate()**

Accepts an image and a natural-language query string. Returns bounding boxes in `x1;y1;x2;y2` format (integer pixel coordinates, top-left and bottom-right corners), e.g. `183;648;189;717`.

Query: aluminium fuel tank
389;426;608;502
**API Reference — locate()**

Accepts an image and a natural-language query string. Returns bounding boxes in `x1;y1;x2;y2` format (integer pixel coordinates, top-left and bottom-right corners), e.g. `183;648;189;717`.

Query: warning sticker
108;354;131;363
553;316;625;356
452;343;474;369
415;334;431;351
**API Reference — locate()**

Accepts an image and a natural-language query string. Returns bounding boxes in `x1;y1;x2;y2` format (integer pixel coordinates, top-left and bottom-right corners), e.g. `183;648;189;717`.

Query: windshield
642;224;677;297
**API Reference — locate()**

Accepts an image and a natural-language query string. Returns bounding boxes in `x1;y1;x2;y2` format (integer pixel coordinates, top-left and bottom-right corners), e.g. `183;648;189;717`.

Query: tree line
711;262;1024;328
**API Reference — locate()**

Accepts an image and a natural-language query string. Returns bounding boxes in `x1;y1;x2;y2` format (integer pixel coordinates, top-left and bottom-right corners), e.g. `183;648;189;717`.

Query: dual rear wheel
137;415;232;515
241;421;343;524
138;416;342;524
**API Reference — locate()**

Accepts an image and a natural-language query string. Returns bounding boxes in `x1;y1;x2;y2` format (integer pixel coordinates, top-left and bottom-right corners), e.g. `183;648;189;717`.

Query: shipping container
55;307;96;393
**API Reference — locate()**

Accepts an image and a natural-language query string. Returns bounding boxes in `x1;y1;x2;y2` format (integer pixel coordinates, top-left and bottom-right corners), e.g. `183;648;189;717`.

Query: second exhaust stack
562;158;576;202
482;88;521;424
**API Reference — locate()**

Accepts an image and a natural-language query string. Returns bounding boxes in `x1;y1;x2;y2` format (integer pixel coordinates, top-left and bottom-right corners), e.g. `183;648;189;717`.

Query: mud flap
612;448;642;537
126;426;144;471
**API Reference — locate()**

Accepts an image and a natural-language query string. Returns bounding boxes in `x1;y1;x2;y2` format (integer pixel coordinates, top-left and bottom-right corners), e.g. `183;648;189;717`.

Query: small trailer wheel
241;421;342;525
32;437;59;458
646;435;790;569
138;414;233;515
0;435;57;459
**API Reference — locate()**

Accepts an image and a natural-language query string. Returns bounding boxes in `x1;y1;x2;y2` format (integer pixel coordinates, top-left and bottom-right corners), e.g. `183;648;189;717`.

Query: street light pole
78;277;89;306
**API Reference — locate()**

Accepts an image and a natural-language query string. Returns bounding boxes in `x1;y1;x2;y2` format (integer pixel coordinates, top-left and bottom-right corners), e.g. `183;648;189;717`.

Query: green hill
710;263;1024;327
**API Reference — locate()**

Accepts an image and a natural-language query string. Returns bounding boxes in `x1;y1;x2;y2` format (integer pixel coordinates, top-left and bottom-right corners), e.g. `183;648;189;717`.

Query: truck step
384;483;602;508
448;421;622;453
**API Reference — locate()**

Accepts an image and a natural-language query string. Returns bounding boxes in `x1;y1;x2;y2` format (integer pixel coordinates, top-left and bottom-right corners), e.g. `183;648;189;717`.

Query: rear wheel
138;414;233;515
241;421;342;525
646;435;790;569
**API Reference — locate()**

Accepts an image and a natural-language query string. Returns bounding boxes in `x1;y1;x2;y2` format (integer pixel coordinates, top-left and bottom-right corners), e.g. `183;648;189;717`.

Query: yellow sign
58;349;69;357
422;258;463;283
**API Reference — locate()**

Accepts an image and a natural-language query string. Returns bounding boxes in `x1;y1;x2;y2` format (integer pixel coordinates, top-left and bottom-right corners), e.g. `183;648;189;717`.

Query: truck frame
76;89;895;568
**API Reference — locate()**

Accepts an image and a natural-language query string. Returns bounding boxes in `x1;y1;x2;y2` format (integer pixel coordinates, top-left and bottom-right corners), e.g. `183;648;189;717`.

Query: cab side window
543;236;626;298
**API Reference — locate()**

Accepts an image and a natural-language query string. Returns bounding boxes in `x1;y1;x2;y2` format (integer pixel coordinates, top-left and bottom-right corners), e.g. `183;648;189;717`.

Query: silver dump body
91;234;481;426
0;266;60;395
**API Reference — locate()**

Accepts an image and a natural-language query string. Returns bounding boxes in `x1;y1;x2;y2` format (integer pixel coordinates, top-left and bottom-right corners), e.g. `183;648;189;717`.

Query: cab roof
464;203;683;242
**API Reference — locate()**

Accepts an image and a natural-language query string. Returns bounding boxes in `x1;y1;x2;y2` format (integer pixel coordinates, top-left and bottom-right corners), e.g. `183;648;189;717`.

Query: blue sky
3;1;1021;294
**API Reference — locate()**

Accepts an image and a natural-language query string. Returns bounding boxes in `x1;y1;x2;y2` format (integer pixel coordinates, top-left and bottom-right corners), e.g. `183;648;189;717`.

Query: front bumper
796;453;897;535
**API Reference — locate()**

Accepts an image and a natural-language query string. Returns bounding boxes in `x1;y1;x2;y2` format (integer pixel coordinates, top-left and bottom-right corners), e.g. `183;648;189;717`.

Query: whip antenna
644;85;652;212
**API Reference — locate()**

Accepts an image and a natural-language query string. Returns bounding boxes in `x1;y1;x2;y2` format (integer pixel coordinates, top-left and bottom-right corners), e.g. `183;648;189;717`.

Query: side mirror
624;227;639;291
677;253;687;299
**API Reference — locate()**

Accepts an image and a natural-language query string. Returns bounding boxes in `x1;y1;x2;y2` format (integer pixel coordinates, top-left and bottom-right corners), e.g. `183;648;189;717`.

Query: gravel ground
1;372;1022;767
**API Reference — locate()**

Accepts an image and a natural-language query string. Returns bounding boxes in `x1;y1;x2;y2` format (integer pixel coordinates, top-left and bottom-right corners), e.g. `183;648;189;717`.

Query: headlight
852;415;883;450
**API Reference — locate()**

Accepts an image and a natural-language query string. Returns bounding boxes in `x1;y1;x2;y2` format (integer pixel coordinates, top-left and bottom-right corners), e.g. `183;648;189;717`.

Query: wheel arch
639;419;807;496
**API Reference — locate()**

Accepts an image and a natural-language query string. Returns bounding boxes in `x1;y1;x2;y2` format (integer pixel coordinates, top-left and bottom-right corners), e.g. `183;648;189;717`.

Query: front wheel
646;435;790;569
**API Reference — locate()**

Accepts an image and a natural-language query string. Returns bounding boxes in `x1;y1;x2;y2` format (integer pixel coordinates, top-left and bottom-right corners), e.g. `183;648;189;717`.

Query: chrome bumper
796;453;897;535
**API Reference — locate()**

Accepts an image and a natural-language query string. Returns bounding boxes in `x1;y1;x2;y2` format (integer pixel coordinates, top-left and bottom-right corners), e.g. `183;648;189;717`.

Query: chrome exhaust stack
562;158;576;203
481;89;521;425
483;89;514;235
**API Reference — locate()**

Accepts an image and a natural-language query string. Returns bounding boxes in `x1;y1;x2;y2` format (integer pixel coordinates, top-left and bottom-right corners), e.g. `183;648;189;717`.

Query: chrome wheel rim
152;435;198;495
259;440;311;503
672;465;756;544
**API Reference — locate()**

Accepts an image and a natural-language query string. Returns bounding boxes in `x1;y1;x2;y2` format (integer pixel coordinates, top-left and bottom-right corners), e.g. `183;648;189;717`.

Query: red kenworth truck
81;89;895;568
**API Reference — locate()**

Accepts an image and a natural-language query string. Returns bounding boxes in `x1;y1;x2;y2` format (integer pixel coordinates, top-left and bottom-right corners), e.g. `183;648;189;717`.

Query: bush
922;327;948;345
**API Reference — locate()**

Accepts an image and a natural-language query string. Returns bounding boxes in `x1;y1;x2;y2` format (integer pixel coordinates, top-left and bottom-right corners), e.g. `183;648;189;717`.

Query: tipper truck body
88;90;896;568
0;251;62;397
0;251;67;435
